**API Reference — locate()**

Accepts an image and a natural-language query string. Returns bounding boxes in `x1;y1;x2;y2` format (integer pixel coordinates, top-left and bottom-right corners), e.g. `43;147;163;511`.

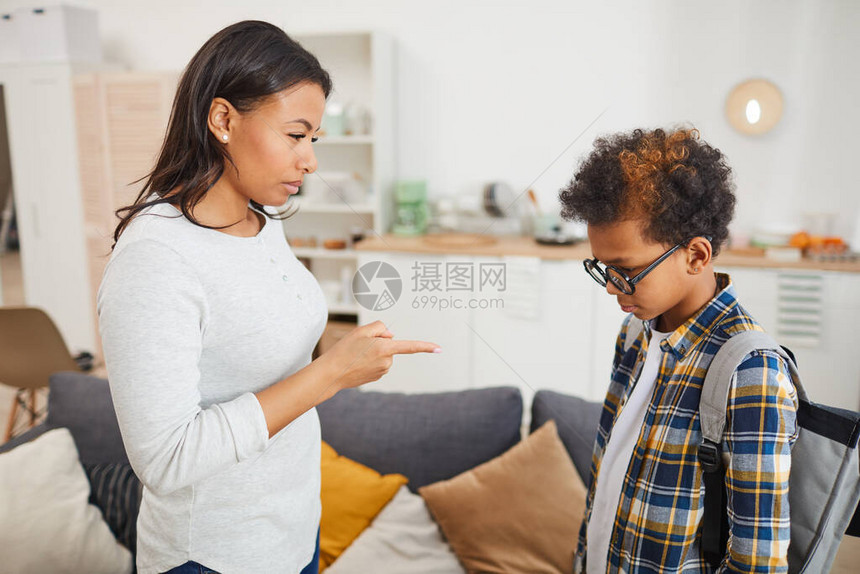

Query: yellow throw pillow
320;441;408;571
418;420;587;574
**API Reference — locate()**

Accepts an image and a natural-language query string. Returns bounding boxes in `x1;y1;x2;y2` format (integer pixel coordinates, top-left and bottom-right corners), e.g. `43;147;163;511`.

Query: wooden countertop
355;234;860;273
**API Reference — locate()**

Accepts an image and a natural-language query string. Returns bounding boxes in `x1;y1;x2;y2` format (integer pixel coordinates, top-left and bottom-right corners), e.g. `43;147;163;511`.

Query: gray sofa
0;371;603;560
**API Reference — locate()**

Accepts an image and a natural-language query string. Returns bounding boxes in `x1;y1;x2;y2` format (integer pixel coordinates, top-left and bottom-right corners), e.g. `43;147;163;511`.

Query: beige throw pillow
419;420;587;574
0;428;133;574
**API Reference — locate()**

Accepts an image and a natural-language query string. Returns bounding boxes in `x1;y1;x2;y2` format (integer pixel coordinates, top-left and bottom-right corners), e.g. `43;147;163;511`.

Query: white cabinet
469;258;604;423
589;285;628;401
355;251;473;394
0;63;96;352
0;64;177;354
285;32;395;319
721;268;780;333
356;251;860;411
720;267;860;409
356;251;624;407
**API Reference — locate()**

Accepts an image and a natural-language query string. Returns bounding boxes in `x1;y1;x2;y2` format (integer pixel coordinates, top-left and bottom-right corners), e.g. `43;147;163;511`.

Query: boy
559;128;797;573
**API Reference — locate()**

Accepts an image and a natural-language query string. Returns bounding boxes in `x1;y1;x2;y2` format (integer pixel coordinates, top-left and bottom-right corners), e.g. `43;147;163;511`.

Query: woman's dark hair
112;20;332;247
559;127;735;255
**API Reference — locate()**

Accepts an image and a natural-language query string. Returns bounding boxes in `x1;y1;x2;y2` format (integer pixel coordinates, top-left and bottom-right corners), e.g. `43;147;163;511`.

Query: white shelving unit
0;62;105;353
284;31;396;318
1;31;394;345
0;65;179;355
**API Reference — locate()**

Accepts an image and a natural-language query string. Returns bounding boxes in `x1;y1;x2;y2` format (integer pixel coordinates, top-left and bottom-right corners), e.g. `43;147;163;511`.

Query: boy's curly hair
559;128;735;255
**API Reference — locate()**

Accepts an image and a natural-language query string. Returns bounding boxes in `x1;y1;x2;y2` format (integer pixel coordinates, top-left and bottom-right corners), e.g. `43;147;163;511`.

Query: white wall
1;0;857;237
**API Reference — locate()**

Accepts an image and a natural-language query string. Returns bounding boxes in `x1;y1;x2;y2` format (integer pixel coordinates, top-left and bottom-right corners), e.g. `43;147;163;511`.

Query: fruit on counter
789;231;810;248
789;231;848;253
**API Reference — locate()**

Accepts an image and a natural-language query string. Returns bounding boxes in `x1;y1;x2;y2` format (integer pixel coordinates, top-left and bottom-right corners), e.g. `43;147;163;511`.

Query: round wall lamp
725;78;783;135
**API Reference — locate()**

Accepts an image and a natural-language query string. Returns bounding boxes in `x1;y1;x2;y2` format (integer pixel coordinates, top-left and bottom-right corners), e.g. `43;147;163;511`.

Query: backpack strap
699;330;804;568
700;331;805;445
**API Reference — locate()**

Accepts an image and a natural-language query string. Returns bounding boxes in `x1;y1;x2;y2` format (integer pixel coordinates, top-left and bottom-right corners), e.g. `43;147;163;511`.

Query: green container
392;180;429;236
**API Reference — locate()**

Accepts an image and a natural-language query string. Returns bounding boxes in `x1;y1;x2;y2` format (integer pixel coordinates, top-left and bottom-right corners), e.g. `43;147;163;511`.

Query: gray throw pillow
0;372;127;465
530;390;603;484
46;372;128;465
84;462;142;554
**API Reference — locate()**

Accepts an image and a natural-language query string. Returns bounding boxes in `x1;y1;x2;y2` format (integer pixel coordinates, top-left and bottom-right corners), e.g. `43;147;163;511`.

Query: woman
98;21;439;574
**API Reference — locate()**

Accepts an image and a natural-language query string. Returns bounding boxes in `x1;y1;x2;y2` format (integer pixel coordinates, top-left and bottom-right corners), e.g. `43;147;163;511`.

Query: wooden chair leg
5;394;19;442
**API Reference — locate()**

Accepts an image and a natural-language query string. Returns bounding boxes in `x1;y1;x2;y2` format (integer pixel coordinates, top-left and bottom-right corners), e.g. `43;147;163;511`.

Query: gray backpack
699;330;860;573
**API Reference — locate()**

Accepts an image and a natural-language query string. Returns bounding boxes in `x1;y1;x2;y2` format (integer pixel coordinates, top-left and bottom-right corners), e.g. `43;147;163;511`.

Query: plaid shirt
576;274;798;573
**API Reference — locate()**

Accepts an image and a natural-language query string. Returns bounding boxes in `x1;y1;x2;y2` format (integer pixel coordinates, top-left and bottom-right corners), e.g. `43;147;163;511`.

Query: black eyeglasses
583;236;711;295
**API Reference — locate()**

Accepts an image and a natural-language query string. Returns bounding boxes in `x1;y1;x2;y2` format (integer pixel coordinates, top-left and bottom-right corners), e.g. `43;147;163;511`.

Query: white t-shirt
98;200;328;574
586;324;670;574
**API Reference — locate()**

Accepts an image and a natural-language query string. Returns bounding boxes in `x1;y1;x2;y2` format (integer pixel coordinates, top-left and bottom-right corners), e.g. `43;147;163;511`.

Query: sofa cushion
84;462;142;553
0;428;133;574
0;373;141;559
45;371;128;465
320;441;408;570
326;485;465;574
418;420;586;574
530;389;603;484
0;372;130;465
317;386;522;492
0;421;50;454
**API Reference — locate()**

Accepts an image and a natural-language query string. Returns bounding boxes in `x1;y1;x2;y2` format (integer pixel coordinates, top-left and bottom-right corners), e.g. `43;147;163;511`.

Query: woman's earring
222;134;228;142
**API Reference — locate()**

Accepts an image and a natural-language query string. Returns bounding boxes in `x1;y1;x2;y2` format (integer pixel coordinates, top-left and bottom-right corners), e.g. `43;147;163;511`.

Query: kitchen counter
355;234;860;273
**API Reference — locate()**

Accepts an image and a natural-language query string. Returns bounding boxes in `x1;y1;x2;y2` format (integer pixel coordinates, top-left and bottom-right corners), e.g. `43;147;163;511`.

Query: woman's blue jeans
161;527;321;573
